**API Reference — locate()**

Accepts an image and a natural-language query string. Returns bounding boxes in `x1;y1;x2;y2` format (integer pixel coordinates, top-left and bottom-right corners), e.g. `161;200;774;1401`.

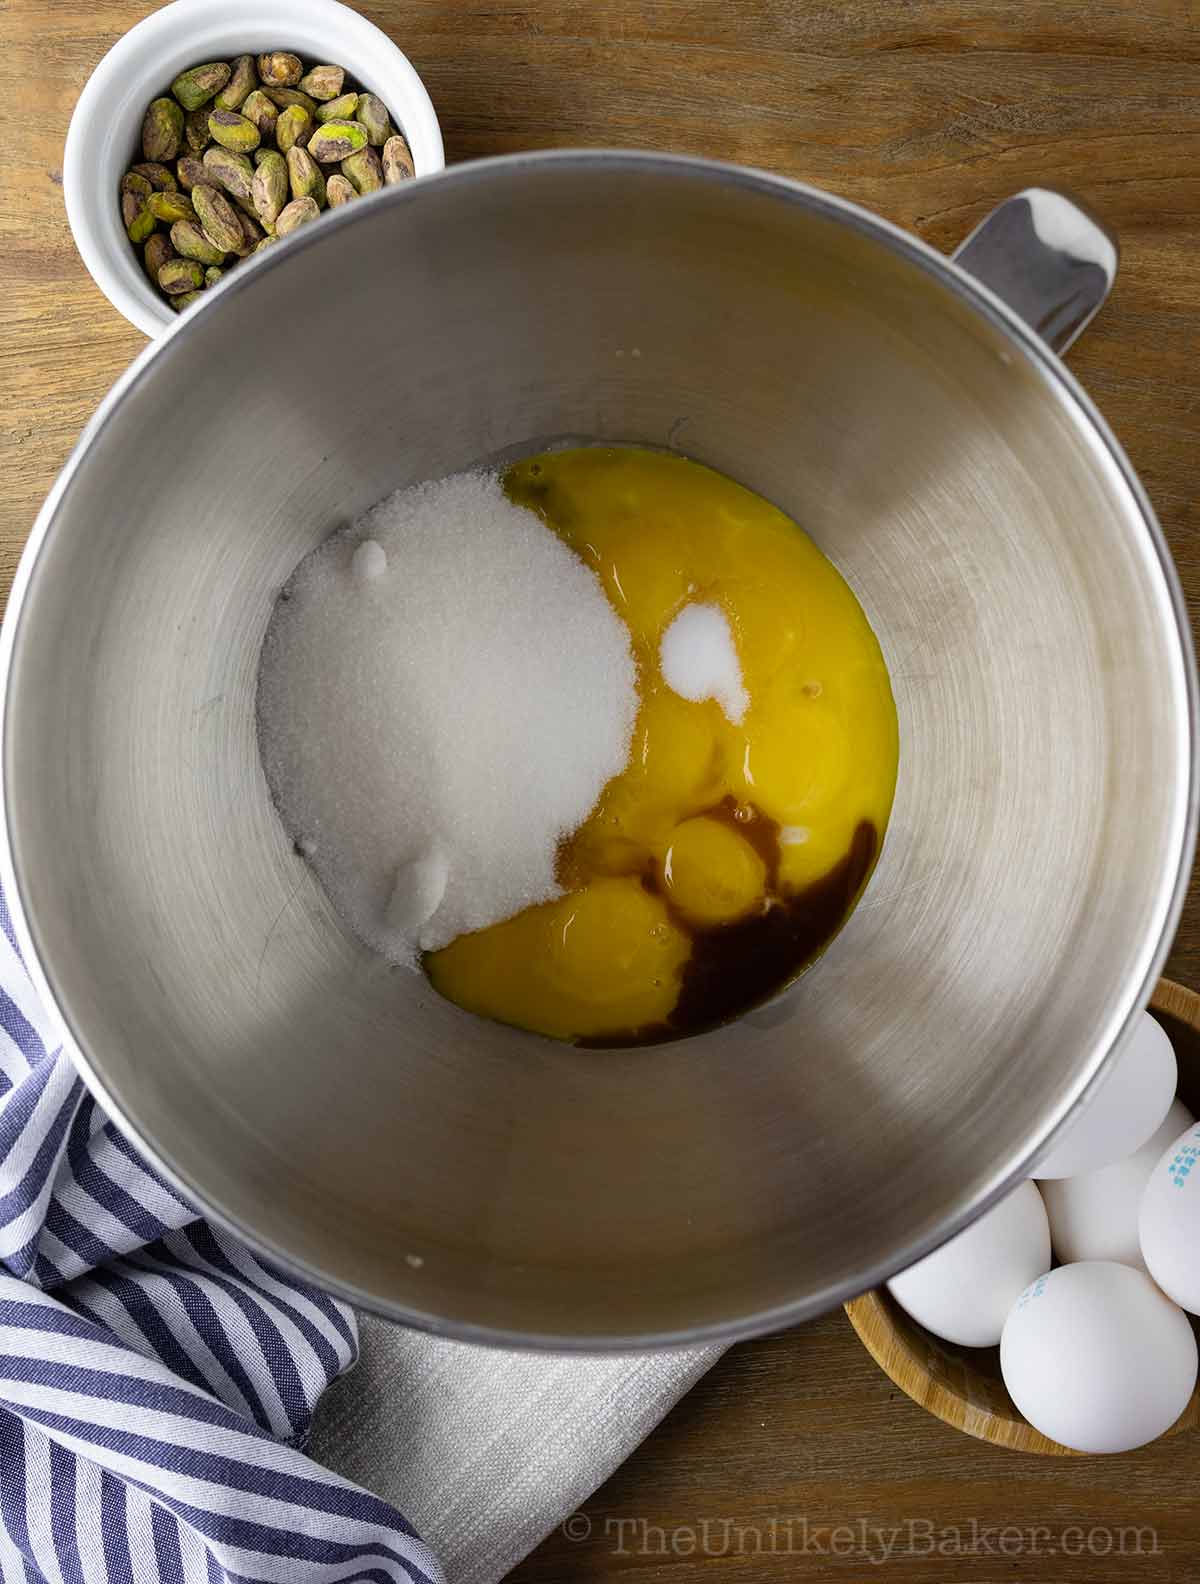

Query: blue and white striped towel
0;889;444;1584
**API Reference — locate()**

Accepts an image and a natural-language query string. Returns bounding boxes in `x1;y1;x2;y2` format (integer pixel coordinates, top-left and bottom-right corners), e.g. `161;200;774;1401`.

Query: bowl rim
4;151;1198;1348
62;0;445;337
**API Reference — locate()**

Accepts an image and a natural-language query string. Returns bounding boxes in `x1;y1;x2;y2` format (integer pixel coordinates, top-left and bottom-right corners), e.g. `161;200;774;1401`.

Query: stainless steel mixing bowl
2;155;1195;1346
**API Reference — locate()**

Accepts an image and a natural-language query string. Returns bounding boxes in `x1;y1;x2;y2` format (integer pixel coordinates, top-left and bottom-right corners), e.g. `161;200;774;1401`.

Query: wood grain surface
3;1;1200;1579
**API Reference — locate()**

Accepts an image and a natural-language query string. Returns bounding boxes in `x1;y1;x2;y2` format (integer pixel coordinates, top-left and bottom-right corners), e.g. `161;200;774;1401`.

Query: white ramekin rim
64;0;445;338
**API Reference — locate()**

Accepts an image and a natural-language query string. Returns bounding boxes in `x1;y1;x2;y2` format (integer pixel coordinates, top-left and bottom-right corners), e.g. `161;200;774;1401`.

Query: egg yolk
430;878;690;1042
663;817;766;927
426;447;898;1044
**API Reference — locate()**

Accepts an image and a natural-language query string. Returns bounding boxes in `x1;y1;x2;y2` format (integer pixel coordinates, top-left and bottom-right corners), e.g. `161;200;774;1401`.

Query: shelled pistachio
275;195;320;235
251;150;288;230
143;233;175;280
275;104;313;155
307;119;369;163
356;94;390;146
341;145;383;194
286;146;326;208
170;220;226;267
131;161;177;191
215;56;256;111
241;89;279;140
192;183;244;252
298;64;344;101
382;133;414;185
146;189;196;224
325;173;356;207
315;92;358;124
171;62;232;111
175;155;208;191
258;52;303;87
158;257;204;294
141;97;183;162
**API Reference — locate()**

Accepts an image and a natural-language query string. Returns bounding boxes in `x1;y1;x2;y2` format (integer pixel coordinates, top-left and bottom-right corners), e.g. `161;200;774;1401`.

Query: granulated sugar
659;602;749;724
256;469;638;959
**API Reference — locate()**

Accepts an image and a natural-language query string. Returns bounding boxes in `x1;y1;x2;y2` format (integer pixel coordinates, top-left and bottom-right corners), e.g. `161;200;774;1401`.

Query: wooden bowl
845;978;1200;1454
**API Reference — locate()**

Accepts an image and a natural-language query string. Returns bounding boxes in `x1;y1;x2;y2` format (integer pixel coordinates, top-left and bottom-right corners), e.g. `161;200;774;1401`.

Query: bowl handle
952;188;1118;354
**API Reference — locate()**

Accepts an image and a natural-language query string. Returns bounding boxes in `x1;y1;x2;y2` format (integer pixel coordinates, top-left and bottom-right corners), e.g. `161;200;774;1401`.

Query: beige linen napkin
310;1315;724;1583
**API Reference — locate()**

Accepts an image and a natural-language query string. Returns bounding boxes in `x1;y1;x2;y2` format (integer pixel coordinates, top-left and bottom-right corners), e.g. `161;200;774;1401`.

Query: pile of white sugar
256;470;638;960
660;602;748;724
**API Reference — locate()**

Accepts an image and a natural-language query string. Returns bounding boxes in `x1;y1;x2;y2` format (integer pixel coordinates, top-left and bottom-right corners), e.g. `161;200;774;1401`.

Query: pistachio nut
131;161;177;191
121;170;153;199
236;209;265;254
275;103;314;155
176;155;208;191
257;52;303;87
382;133;414;184
204;265;224;286
122;189;156;243
251;149;288;229
192;183;244;252
202;145;256;206
341;144;383;194
286;145;326;208
158;257;205;294
147;188;197;224
241;89;279;140
143;232;176;280
142;97;183;163
171;290;204;311
170;61;231;111
274;195;320;236
215;55;256;111
356;93;390;146
308;119;369;164
255;235;278;253
208;108;261;154
170;219;227;266
298;64;344;101
315;92;358;124
263;86;318;117
325;173;357;207
184;107;211;155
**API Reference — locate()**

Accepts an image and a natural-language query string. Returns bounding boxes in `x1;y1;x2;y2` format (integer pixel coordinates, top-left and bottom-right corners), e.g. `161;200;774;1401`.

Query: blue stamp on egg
1017;1274;1048;1307
1168;1143;1199;1188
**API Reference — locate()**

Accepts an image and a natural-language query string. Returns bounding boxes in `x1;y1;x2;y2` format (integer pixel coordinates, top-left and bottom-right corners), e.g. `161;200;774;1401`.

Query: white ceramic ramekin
64;0;444;337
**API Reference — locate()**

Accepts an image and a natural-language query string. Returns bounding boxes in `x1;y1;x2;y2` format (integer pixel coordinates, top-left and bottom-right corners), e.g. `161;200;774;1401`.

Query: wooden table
3;1;1200;1578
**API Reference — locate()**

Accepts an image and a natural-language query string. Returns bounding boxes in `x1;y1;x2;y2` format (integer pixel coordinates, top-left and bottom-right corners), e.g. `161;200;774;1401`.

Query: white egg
1139;1117;1200;1314
1034;1012;1177;1179
1040;1097;1195;1269
887;1181;1050;1347
1000;1261;1197;1453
